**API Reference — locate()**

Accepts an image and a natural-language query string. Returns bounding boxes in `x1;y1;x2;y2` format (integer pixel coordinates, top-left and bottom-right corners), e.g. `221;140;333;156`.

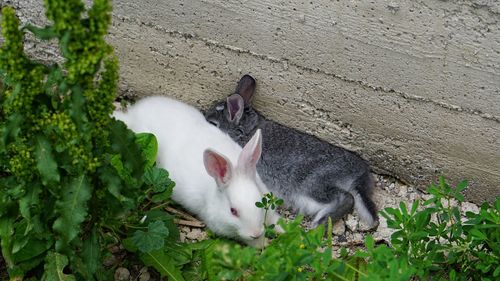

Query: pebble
345;215;358;232
332;219;346;235
103;255;118;267
185;228;207;240
114;267;130;281
138;267;150;281
461;201;480;214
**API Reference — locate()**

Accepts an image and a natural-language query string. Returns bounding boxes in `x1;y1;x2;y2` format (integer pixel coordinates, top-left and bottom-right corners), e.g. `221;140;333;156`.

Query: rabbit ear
235;75;256;106
237;129;262;175
204;149;233;187
226;94;244;124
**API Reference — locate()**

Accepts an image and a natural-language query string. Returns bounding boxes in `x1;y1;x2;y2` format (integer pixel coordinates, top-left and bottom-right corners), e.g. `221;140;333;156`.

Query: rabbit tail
350;174;379;229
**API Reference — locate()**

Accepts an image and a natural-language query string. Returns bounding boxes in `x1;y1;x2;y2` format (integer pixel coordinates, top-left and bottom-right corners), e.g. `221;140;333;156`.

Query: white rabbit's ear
235;74;256;106
204;149;233;187
237;129;262;174
226;94;244;124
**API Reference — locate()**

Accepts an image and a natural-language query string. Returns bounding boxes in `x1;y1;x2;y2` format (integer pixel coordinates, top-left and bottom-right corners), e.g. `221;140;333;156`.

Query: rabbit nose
250;230;264;239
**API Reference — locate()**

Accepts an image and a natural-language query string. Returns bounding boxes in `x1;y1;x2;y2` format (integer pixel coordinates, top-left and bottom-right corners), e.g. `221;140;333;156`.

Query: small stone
138;267;151;281
345;214;358;232
103;255;117;267
388;182;396;190
186;228;205;240
108;245;121;254
461;202;479;214
352;233;364;242
398;185;408;197
372;215;392;242
332;219;345;235
114;267;130;281
179;232;186;243
408;193;419;202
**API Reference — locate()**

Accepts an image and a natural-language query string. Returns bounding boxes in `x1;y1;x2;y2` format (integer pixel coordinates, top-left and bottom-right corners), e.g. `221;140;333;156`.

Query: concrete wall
2;0;499;203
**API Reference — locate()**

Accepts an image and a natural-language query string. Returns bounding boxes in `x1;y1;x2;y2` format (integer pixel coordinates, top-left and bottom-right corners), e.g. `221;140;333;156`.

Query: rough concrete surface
1;0;499;203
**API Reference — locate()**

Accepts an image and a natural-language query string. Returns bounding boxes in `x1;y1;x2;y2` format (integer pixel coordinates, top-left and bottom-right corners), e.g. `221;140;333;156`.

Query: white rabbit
113;96;280;247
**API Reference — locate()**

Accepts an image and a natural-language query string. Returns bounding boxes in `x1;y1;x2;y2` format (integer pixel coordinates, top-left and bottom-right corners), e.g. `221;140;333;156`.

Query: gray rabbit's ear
204;149;233;188
226;94;244;124
235;75;256;106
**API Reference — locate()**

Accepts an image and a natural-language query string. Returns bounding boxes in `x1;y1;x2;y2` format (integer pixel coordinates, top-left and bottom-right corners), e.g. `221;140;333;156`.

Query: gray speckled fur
205;75;378;228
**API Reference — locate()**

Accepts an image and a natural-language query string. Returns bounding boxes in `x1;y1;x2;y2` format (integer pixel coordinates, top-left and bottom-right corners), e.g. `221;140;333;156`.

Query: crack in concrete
114;14;500;124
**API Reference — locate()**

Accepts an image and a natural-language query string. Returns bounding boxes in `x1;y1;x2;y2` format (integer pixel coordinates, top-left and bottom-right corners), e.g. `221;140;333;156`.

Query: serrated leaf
42;252;76;281
151;184;174;203
140;250;185;281
35;136;60;185
143;166;173;193
53;175;92;251
131;221;169;253
135;133;158;168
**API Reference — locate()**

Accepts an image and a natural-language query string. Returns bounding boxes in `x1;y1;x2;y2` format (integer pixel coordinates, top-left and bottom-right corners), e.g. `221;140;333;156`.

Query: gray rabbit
205;75;379;229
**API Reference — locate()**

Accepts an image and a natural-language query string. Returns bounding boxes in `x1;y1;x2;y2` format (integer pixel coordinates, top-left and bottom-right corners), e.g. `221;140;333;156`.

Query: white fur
114;96;280;247
354;193;376;228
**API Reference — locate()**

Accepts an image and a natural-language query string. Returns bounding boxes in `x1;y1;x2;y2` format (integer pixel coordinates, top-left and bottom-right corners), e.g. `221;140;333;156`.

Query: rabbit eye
230;207;239;217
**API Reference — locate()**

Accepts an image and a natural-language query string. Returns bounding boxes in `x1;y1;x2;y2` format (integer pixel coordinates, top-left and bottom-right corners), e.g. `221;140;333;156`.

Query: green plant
381;176;500;280
202;177;499;281
255;192;284;239
0;1;175;279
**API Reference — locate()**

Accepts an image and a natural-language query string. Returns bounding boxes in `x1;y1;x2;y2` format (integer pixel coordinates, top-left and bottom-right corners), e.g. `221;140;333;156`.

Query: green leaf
42;252;76;281
23;24;57;40
135;133;158;167
132;221;169;253
68;85;87;127
469;229;487;240
110;154;136;185
53;175;92;251
12;227;52;263
456;180;468;193
493;265;500;277
0;217;15;267
143;166;173;193
82;227;99;275
255;202;264;208
35;136;60;185
140;250;185;281
365;235;375;250
18;183;43;233
0;113;23;148
59;31;72;59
